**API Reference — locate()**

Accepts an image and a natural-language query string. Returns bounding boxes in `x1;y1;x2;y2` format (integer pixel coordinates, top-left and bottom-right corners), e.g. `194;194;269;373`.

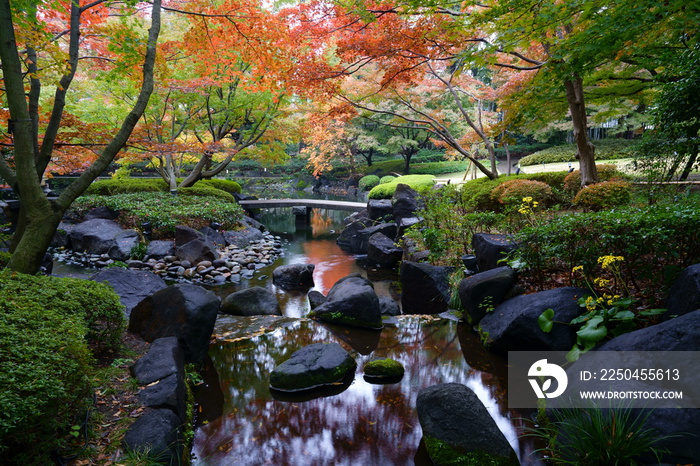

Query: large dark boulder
663;263;700;320
598;309;700;351
352;223;398;254
272;263;315;290
472;233;518;272
176;237;220;264
91;268;167;316
223;226;264;248
131;337;183;385
130;337;187;422
51;222;74;249
69;218;124;254
122;409;183;465
379;296;401;316
146;240;176;260
199;226;226;247
639;408;700;464
458;266;518;325
336;218;372;251
84;205;118;220
175;225;203;246
367;233;403;269
269;342;356;392
479;287;591;355
220;286;281;316
400;261;455;315
310;274;383;329
416;383;519;465
367;199;393;221
129;284;221;364
392;184;424;226
108;229;141;261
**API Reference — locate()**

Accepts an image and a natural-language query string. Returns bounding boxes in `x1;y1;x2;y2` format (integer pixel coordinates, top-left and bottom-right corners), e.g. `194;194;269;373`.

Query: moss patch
364;358;404;378
424;435;516;466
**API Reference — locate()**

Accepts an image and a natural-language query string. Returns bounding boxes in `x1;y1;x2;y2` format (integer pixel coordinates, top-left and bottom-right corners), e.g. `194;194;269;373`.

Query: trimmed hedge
0;270;125;465
573;180;632;211
368;175;435;199
358;175;381;191
72;192;244;238
519;139;636;166
86;177;241;197
460;172;569;211
563;164;626;194
514;200;700;293
491;179;553;207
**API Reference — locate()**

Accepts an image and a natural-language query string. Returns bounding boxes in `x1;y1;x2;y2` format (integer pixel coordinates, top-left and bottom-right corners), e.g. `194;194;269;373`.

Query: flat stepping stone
269;342;356;392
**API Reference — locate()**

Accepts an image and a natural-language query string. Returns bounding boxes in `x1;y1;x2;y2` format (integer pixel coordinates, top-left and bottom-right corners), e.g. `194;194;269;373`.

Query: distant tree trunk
564;77;598;186
504;142;512;176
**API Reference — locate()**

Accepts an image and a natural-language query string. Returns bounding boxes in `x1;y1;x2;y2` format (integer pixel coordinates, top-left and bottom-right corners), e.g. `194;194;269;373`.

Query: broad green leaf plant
539;255;665;361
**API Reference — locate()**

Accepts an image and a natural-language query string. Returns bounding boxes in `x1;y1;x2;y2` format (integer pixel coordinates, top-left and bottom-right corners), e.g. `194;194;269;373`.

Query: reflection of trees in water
194;317;533;465
310;209;334;237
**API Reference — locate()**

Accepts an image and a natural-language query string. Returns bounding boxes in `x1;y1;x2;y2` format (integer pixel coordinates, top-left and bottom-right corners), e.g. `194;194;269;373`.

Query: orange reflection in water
302;239;356;295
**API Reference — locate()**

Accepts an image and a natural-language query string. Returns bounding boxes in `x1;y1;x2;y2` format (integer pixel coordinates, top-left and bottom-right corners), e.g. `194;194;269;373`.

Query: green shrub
72;192;244;238
0;270;125;465
563;164;626;194
491;179;553;207
519;139;637;166
512;200;700;300
86;178;168;195
379;175;396;184
573;181;633;211
295;179;308;190
358;175;381;191
179;186;235;202
194;178;242;194
0;306;93;465
460;172;567;211
405;185;506;265
87;177;241;198
0;270;125;351
368;175;435;199
0;251;10;268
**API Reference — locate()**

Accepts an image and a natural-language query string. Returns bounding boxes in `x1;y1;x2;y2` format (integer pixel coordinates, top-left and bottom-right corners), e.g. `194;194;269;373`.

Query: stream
190;206;543;465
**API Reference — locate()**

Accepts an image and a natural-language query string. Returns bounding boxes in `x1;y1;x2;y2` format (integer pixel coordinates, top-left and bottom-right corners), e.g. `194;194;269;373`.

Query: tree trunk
1;0;162;274
564;77;598;186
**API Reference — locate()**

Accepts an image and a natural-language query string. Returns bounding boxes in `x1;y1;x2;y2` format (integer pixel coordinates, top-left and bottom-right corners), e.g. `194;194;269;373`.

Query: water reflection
193;317;542;466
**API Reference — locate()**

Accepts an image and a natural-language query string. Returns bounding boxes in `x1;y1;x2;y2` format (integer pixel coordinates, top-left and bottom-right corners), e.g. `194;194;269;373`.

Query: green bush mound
491;179;553;207
368;175;435;199
563;164;627;194
86;177;241;197
360;160;468;176
514;200;700;292
72;191;244;238
519;139;636;166
460;172;569;211
359;175;381;191
196;178;242;194
573;180;632;211
379;175;396;184
0;270;125;465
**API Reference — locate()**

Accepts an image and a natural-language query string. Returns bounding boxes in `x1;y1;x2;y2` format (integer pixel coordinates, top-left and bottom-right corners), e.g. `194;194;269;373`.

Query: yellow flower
598;255;624;270
532;201;539;207
523;196;533;203
585;296;596;311
572;265;584;274
594;278;610;287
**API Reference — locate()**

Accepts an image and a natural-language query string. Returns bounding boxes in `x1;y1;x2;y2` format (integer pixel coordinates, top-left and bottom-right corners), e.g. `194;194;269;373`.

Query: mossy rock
363;358;405;384
269;342;357;392
364;358;404;378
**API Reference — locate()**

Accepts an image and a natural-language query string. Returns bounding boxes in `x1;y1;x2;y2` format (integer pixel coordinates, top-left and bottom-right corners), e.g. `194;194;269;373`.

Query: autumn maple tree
0;0;162;274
